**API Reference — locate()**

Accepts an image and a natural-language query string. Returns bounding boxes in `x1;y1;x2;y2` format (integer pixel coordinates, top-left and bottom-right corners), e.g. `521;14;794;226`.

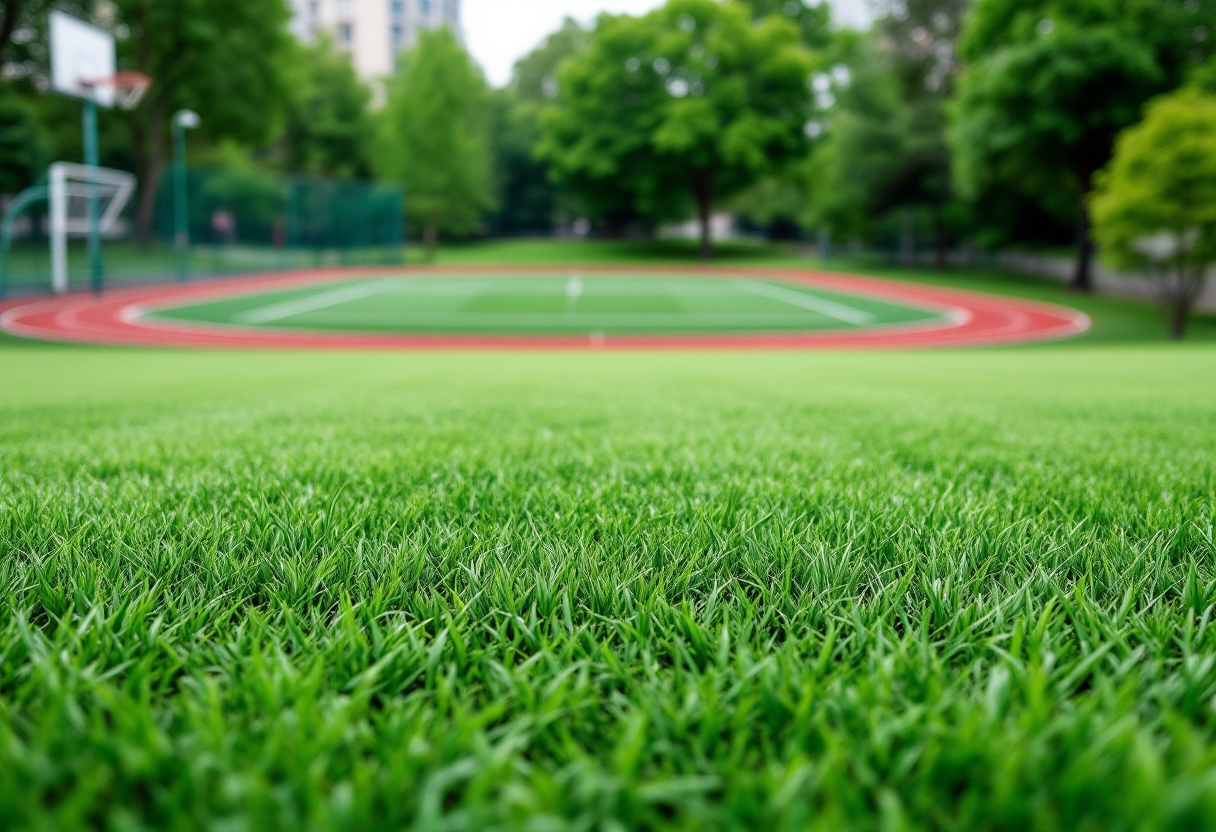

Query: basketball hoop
87;71;153;110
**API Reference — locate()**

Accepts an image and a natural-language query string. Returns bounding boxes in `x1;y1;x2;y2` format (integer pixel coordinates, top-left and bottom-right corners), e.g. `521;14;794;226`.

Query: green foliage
487;20;589;236
743;0;833;47
953;0;1216;287
1193;56;1216;93
729;172;808;235
379;27;495;256
486;90;561;236
1091;88;1216;338
199;145;289;235
959;0;1216;86
802;2;968;264
275;35;374;180
511;17;589;105
540;0;818;256
952;27;1161;200
0;0;92;69
111;0;293;237
0;88;46;194
2;343;1216;828
113;0;292;143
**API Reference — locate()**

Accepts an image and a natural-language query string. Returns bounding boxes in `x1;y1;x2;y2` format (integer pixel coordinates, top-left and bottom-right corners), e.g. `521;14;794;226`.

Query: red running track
0;266;1091;350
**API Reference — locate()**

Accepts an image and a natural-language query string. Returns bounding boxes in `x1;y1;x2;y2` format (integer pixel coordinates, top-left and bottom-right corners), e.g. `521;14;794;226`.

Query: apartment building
291;0;463;81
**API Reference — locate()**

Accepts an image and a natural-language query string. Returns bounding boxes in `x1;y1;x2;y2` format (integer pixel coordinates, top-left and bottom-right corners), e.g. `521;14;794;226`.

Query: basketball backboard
49;10;116;108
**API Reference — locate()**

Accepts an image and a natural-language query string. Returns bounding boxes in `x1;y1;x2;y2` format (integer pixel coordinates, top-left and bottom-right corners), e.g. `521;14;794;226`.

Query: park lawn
2;338;1216;830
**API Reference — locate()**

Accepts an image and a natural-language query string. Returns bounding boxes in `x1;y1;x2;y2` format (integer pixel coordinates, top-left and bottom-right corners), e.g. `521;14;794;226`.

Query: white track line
314;311;850;327
234;280;405;324
733;280;876;326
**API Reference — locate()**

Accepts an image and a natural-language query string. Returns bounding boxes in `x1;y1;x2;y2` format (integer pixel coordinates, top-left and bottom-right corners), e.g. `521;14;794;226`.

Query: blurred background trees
952;0;1216;289
377;27;495;261
540;0;818;257
1092;88;1216;339
0;0;1212;313
485;17;587;237
273;34;375;181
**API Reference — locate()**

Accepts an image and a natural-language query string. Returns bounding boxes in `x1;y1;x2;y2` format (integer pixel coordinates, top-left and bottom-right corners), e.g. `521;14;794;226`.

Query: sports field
0;264;1089;349
152;273;944;334
3;245;1216;829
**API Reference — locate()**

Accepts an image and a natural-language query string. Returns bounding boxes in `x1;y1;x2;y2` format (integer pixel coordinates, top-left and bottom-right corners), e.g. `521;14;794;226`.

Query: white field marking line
233;279;408;324
732;280;877;326
566;274;583;314
312;311;850;327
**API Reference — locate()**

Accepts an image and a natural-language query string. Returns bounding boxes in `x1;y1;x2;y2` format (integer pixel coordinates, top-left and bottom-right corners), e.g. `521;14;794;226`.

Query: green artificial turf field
3;243;1216;830
147;274;944;336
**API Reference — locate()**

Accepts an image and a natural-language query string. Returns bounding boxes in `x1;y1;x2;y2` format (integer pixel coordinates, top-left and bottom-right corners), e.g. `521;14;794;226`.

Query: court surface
0;266;1091;349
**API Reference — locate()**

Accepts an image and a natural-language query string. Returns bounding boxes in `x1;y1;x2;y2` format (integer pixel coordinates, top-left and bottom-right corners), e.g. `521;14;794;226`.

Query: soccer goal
0;12;149;298
0;163;136;297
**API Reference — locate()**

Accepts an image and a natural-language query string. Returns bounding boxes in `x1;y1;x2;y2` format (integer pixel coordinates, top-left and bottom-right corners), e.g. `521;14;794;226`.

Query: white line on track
233;280;406;324
313;311;855;327
732;280;876;326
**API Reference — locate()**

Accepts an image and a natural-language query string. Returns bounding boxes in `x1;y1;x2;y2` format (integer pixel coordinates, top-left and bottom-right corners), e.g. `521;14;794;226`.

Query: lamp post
84;93;102;293
172;109;200;281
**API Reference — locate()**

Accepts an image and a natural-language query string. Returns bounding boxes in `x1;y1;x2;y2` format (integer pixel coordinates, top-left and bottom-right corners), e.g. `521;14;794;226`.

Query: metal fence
1;166;405;298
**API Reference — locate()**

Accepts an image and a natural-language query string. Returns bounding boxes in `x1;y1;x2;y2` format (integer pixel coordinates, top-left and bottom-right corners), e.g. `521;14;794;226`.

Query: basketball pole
83;93;103;294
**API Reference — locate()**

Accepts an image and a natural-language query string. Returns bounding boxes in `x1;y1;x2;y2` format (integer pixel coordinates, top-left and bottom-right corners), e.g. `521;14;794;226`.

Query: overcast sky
463;1;874;87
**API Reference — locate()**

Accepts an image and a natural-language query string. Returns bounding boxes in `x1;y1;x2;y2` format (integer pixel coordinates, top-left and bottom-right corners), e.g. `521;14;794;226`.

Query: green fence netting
0;166;405;298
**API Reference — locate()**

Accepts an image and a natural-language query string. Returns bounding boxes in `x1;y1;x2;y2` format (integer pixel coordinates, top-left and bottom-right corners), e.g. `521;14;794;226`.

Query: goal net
0;163;137;297
48;162;136;293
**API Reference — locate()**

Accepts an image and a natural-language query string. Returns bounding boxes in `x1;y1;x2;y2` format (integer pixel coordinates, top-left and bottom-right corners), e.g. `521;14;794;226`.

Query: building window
391;24;403;49
420;0;431;16
338;22;353;43
390;0;404;15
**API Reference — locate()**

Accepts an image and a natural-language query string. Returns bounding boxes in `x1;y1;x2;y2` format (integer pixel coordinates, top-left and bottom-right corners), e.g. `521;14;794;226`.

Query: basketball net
87;71;153;110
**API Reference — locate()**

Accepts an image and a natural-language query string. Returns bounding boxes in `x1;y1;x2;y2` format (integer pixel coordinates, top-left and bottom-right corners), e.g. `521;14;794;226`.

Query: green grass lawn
3;240;1216;830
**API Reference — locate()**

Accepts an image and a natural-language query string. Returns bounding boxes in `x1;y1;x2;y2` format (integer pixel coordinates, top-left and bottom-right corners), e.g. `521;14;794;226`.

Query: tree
512;17;588;104
745;0;832;48
1091;88;1216;340
1;1;98;103
487;18;587;236
540;0;817;258
0;0;87;69
275;35;374;180
952;0;1216;291
807;1;967;269
378;27;495;260
0;88;46;194
111;0;292;242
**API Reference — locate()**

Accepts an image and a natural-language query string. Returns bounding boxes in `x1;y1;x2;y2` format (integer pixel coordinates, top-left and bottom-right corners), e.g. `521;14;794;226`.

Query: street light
172;109;200;280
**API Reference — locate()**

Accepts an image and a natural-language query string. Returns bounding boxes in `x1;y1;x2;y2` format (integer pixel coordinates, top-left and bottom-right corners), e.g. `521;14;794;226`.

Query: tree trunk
933;209;948;272
1071;194;1094;292
900;209;915;267
1168;296;1189;341
134;104;168;246
423;223;437;262
0;0;21;67
693;171;714;260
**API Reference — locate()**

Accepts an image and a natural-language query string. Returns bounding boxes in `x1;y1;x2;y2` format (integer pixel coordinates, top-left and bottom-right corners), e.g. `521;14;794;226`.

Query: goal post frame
0;163;136;298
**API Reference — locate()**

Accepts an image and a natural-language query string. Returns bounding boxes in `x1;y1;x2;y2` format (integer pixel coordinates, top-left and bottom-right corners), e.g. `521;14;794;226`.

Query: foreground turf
2;344;1215;830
